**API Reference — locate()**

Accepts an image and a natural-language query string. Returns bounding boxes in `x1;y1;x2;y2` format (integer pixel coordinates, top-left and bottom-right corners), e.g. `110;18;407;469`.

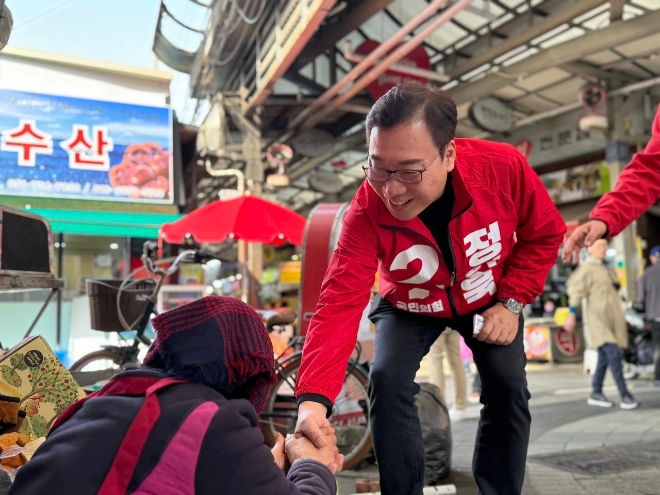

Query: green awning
22;208;183;238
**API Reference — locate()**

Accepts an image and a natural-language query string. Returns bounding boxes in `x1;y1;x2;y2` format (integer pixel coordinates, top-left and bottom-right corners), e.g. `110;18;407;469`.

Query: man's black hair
365;83;458;158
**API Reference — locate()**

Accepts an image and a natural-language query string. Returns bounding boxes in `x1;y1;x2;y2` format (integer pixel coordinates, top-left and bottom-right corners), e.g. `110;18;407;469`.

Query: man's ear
444;140;456;171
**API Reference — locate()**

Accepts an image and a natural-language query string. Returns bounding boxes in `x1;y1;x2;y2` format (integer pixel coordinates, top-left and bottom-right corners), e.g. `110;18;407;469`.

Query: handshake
271;425;344;475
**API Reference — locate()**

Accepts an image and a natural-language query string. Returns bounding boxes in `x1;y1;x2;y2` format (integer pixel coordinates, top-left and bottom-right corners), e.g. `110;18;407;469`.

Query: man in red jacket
564;105;660;260
295;84;566;495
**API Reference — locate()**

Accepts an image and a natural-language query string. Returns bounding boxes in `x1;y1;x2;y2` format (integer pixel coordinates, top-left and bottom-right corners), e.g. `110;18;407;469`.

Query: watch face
507;299;524;314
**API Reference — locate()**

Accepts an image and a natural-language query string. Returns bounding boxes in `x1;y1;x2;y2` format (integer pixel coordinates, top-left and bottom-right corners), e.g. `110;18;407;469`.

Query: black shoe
620;394;639;410
587;392;613;408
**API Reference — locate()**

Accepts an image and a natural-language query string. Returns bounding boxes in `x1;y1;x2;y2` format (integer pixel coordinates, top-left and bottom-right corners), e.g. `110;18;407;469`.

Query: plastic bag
415;382;452;484
0;444;25;483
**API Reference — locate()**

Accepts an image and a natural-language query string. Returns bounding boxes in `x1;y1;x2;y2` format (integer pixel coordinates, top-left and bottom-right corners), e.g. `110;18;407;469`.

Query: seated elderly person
9;296;341;495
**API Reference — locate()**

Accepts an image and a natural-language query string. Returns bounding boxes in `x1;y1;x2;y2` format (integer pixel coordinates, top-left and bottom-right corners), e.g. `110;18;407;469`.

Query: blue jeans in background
592;343;630;397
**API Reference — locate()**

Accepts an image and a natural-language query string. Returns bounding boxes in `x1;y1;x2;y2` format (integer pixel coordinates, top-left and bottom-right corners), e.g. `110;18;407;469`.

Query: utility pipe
205;160;245;194
283;0;451;135
472;75;660;138
515;76;660;129
298;0;473;133
343;40;450;83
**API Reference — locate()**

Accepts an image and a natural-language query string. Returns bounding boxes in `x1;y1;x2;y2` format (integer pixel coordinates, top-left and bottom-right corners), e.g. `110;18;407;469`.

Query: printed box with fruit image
0;337;85;438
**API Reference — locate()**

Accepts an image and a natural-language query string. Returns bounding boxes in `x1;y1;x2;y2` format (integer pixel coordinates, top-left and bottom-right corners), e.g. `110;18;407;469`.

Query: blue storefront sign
0;89;173;204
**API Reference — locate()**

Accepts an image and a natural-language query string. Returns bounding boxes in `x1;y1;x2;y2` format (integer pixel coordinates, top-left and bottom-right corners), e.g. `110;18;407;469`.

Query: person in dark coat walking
9;296;341;495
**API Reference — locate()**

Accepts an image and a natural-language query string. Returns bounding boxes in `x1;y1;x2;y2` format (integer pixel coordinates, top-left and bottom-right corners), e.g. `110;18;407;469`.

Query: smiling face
367;120;456;221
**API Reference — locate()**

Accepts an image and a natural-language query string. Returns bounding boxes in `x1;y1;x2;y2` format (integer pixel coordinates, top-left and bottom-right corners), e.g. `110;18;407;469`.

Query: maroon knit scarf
144;295;277;414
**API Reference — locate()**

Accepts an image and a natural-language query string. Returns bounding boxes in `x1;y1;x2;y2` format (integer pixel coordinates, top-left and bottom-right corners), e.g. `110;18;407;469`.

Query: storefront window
54;235;124;301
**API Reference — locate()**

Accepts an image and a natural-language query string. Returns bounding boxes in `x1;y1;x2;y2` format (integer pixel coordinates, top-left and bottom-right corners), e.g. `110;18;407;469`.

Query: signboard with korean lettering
0;89;173;203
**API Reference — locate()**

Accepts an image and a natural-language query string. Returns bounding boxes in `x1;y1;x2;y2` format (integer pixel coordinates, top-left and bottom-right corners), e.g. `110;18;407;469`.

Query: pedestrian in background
565;239;638;409
637;245;660;387
427;328;467;421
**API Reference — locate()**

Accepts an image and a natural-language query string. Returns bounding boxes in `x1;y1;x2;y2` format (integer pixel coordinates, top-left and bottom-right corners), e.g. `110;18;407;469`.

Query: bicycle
259;335;373;470
70;242;215;372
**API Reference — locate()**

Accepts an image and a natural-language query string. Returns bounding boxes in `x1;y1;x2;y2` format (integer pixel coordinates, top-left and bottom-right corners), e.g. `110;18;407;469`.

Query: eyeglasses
362;150;442;184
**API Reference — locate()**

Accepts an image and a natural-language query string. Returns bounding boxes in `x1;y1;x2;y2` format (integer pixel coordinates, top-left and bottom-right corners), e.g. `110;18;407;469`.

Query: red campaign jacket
590;105;660;237
296;139;566;404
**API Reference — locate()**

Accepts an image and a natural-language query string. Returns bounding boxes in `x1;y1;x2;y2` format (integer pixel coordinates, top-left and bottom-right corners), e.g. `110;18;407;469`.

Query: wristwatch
498;298;524;315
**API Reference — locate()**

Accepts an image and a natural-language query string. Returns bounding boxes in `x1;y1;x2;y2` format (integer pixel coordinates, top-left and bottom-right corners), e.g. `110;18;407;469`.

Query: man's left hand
474;303;519;345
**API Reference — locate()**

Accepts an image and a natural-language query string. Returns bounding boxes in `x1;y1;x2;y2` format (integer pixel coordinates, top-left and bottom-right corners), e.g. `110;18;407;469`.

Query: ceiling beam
287;129;365;180
449;8;660;105
289;0;395;72
448;0;606;80
280;73;372;114
610;0;625;22
246;0;337;112
283;71;326;94
559;61;631;84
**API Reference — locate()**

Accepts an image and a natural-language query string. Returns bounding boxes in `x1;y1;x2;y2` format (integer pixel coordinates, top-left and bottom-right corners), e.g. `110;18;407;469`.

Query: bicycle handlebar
140;242;226;278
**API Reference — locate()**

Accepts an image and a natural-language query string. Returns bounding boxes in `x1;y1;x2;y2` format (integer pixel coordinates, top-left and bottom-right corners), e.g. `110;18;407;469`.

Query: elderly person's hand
285;432;344;474
271;433;290;473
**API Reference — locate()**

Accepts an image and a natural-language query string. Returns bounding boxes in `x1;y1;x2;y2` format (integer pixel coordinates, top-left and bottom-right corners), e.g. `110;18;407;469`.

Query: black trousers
368;296;531;495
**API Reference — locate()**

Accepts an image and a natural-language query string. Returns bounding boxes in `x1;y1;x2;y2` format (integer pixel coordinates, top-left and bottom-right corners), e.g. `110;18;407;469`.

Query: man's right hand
563;220;607;263
295;401;331;448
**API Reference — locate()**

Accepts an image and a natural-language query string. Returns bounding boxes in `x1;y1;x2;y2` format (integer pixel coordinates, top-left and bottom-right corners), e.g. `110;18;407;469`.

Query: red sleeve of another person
590;105;660;237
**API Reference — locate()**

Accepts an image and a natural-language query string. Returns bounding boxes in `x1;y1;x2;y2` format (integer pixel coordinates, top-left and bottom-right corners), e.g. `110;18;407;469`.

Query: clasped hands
272;402;344;475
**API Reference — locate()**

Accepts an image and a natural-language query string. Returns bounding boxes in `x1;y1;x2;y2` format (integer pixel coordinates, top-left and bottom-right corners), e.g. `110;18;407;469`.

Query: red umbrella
161;194;307;246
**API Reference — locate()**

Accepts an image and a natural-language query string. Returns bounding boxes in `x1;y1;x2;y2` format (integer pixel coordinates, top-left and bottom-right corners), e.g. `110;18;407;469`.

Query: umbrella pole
238;240;249;303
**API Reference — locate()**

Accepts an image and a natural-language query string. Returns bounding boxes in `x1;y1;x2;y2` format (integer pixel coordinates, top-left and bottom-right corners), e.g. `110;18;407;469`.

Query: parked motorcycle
622;304;655;379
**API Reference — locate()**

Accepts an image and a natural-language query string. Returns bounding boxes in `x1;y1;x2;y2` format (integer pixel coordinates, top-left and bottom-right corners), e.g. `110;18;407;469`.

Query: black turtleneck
418;174;456;275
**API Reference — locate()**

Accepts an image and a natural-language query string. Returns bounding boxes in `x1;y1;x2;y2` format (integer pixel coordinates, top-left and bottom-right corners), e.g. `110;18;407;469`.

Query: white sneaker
449;408;468;422
587;392;613;408
620;394;639;410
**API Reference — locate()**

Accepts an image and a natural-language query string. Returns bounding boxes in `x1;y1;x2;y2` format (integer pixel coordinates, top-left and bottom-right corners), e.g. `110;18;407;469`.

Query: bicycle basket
86;279;156;332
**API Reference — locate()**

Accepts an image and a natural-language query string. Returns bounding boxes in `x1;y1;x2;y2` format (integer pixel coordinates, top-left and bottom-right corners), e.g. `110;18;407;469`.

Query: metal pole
205;161;250;302
24;288;58;340
343;41;450;83
122;237;131;278
56;233;63;349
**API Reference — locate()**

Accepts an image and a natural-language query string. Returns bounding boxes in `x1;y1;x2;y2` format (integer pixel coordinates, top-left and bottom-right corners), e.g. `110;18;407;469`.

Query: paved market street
336;363;660;495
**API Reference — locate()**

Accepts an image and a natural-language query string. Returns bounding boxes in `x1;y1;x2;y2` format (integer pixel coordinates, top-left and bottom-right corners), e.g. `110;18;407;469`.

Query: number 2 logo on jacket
389;221;502;312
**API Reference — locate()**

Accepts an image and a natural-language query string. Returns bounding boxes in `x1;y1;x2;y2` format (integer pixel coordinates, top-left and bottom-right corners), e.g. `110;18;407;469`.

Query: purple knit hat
144;295;277;414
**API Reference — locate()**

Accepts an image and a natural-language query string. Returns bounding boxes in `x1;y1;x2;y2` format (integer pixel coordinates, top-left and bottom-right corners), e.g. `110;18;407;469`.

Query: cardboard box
0;337;85;438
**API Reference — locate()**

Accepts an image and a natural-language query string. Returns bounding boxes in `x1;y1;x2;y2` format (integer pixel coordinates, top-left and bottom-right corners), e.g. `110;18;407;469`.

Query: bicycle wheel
69;350;120;372
260;356;372;470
